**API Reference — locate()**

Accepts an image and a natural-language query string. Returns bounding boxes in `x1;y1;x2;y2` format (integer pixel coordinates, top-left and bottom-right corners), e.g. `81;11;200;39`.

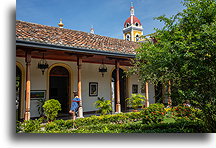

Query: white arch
16;61;25;119
46;62;74;108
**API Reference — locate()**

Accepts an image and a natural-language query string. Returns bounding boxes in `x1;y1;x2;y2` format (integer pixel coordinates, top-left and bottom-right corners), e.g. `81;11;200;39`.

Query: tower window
126;34;130;41
135;22;139;26
136;35;139;41
126;23;130;27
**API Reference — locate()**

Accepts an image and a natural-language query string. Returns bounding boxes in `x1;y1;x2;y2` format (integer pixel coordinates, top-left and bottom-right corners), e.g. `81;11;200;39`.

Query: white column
115;60;121;113
77;56;83;118
24;50;31;120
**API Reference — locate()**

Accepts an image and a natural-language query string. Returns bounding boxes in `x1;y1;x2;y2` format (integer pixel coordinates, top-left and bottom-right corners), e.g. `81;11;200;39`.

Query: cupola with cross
123;2;143;42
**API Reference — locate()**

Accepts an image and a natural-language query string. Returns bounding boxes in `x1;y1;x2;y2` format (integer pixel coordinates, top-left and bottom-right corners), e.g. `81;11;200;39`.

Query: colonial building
16;4;155;120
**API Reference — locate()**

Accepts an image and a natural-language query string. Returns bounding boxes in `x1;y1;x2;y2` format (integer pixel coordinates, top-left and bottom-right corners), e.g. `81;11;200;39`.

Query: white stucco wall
81;63;114;112
128;74;155;105
16;57;155;118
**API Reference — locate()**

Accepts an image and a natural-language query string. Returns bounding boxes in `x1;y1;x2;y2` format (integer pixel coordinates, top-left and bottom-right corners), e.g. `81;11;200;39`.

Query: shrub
74;120;204;133
126;111;143;122
109;113;129;124
190;100;215;132
196;103;216;132
42;111;143;132
63;120;74;129
44;119;75;132
126;94;145;110
74;115;101;126
16;121;22;133
94;97;112;115
45;121;58;131
123;120;204;133
21;118;42;133
171;105;200;121
43;99;61;121
38;110;205;133
142;103;165;124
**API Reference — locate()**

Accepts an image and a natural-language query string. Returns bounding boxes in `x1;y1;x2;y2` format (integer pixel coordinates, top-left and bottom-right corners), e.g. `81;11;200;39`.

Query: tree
132;0;216;132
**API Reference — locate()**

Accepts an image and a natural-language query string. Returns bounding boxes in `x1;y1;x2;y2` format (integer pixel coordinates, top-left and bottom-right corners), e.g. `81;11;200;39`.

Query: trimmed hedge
17;118;42;133
41;110;204;133
42;120;204;133
17;103;205;133
73;112;143;126
43;112;143;132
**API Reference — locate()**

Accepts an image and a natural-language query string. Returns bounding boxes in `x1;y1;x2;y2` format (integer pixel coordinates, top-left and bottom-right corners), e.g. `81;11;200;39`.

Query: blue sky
16;0;185;39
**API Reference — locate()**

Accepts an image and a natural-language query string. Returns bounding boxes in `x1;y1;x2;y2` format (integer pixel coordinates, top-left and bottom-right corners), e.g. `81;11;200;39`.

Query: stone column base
115;104;121;113
78;107;84;118
24;111;30;120
145;101;149;107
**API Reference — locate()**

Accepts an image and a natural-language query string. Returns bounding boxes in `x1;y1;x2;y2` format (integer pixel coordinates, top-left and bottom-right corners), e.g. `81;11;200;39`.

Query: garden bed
17;104;206;133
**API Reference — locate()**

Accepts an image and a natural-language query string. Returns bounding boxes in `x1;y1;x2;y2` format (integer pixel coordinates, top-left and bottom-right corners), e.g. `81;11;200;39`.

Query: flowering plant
142;103;166;124
171;105;198;120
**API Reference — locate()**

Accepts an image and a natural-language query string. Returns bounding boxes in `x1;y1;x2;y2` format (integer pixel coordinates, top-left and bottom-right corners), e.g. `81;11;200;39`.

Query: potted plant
94;97;112;115
126;94;145;112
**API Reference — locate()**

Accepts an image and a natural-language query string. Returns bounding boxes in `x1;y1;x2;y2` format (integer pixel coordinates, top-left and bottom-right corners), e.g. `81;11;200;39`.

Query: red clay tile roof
16;20;140;55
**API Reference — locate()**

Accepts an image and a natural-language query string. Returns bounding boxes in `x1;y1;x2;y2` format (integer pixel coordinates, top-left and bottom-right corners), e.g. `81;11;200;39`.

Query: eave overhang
16;40;136;59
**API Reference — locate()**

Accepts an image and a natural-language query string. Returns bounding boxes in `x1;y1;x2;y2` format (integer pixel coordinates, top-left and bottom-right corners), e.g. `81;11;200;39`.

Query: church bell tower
123;2;143;42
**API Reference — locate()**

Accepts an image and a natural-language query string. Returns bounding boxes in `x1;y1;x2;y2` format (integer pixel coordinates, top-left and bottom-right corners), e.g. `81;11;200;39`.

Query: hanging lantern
99;61;107;77
38;53;49;75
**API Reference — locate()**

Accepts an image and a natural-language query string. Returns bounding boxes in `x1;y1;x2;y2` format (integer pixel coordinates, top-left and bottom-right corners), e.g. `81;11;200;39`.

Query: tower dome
123;2;143;42
124;16;142;28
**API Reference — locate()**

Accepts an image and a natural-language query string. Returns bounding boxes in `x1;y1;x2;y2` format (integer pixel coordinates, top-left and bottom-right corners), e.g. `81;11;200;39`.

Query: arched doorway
16;66;22;120
49;66;70;114
112;68;127;112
